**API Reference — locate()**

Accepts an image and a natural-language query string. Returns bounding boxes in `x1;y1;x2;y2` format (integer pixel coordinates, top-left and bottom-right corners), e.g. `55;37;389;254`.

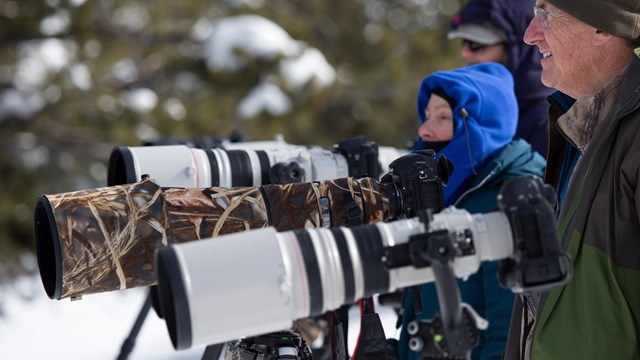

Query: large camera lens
35;175;396;300
155;209;513;350
108;145;271;188
106;143;355;188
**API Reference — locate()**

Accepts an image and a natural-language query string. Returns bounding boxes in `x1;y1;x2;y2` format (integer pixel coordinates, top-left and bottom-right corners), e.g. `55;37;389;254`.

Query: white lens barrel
377;218;432;290
223;140;287;151
470;212;513;261
306;148;349;181
158;227;296;349
109;145;213;187
207;148;233;187
157;207;514;350
109;144;354;187
425;208;513;279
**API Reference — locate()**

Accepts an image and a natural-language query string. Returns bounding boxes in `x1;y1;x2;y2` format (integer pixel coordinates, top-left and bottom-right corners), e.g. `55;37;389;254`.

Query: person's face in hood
418;93;454;142
460;40;508;66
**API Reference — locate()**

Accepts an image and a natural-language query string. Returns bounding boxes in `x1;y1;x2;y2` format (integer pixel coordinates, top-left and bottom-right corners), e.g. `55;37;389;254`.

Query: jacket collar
453;139;542;206
556;70;625;151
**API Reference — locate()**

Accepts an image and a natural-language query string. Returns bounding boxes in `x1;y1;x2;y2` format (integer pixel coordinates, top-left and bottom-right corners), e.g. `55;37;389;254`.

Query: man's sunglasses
462;39;497;53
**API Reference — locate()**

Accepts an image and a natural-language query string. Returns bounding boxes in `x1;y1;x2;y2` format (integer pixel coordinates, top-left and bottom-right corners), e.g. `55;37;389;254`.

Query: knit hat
547;0;640;43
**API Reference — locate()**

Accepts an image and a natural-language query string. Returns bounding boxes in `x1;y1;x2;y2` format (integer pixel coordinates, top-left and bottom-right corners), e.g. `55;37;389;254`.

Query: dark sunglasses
462;39;493;53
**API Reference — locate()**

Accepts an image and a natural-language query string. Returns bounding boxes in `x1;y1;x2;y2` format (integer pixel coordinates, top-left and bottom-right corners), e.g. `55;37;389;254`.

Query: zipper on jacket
524;294;538;360
453;169;497;207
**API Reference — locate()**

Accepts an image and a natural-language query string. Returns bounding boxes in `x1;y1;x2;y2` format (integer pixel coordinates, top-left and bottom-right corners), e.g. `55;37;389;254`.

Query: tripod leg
116;288;153;360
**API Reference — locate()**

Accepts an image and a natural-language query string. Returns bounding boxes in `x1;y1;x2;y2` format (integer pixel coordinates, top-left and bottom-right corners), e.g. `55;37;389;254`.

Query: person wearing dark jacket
447;0;552;158
397;63;545;360
503;0;640;359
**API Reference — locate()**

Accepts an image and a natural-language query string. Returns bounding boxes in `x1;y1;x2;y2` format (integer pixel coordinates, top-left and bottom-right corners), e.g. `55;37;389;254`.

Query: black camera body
380;150;452;220
496;176;571;293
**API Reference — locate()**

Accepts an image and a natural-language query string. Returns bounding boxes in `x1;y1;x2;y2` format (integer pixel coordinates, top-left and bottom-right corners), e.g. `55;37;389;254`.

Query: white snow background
0;271;400;360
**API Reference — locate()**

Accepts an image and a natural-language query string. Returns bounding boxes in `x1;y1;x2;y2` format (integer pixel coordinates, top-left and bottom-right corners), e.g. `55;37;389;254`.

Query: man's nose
524;16;543;46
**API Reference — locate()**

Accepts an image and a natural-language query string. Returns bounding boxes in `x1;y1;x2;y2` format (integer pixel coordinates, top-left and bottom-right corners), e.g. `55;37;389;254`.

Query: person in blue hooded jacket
396;62;545;360
447;0;553;158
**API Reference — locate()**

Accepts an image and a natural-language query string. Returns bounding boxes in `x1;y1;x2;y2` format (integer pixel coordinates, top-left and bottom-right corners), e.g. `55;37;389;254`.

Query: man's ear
592;29;613;46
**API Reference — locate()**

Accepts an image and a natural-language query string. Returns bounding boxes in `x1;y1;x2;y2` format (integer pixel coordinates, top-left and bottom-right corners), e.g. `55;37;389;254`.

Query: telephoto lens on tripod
34;151;451;300
107;135;409;187
155;176;572;351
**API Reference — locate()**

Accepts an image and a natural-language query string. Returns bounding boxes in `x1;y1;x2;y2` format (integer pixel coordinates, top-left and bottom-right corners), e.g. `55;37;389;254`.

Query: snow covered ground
0;274;400;360
0;275;206;359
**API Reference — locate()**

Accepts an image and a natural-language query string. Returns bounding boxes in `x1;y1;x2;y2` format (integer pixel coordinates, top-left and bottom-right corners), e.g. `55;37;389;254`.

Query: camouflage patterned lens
34;177;392;299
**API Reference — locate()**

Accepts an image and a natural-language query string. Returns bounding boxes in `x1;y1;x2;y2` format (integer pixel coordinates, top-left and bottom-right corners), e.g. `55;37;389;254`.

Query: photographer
399;63;545;360
447;0;553;157
504;1;640;359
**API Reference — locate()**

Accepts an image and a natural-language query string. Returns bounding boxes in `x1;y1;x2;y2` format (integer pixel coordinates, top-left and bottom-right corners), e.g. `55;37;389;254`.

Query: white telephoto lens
156;207;514;350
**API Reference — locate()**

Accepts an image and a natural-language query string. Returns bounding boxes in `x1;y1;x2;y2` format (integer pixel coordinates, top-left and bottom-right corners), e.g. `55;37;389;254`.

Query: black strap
343;193;364;227
361;297;375;315
351;302;387;360
410;285;422;315
332;317;348;360
385;339;399;360
331;306;351;360
352;297;388;360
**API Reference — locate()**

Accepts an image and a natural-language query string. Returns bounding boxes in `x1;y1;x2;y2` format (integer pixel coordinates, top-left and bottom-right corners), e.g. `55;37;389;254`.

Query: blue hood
415;62;518;205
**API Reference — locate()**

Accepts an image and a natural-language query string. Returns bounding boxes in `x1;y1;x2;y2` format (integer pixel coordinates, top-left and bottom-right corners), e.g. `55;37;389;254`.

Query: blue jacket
403;63;546;360
451;0;553;157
